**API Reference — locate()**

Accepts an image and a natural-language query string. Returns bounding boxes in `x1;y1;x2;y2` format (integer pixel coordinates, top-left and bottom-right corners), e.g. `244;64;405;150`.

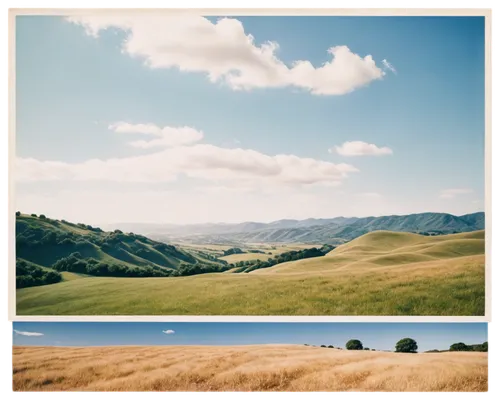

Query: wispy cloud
330;141;393;157
162;330;175;335
17;125;359;188
359;192;383;198
14;329;44;337
439;188;473;199
109;122;204;148
382;59;397;74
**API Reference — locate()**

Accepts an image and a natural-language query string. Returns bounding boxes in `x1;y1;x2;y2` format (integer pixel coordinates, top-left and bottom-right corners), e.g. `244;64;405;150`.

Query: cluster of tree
223;247;245;256
417;231;452;236
176;262;232;276
309;338;488;354
247;249;267;254
52;252;170;277
344;338;418;353
229;247;328;273
16;259;62;288
449;342;488;352
319;244;336;254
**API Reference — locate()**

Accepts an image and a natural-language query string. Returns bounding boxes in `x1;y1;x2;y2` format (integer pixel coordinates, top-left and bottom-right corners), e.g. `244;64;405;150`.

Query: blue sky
15;15;485;224
12;322;487;352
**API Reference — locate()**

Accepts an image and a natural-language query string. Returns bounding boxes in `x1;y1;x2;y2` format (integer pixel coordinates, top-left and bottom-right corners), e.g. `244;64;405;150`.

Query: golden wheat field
13;345;487;392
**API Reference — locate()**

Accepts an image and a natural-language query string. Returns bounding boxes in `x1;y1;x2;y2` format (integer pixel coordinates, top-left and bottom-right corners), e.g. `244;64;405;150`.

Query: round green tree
449;342;470;352
395;338;418;353
346;339;363;350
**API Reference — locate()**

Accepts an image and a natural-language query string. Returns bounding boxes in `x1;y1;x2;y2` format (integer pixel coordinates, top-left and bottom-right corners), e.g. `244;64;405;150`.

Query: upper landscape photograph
12;13;487;316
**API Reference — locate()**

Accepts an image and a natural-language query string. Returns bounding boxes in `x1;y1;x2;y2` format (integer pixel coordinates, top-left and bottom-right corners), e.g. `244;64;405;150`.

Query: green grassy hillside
16;229;485;316
255;230;485;275
16;214;227;282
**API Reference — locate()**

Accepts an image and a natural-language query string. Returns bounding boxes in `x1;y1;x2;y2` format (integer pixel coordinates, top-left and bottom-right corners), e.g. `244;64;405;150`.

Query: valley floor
13;345;487;391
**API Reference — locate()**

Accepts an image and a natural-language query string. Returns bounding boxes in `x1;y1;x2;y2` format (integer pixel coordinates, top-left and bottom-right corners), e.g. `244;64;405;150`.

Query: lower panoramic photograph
12;322;487;392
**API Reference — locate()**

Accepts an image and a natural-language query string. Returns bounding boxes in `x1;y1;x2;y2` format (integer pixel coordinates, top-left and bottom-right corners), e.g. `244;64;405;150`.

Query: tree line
307;338;488;353
229;246;334;273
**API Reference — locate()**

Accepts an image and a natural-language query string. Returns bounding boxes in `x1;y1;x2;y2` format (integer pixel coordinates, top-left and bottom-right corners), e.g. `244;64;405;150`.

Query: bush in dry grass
395;338;418;353
346;339;363;350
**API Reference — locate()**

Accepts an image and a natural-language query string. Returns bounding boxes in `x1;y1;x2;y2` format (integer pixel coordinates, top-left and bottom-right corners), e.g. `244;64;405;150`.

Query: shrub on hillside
39;214;47;219
16;211;21;216
346;339;363;350
16;259;62;288
395;338;418;353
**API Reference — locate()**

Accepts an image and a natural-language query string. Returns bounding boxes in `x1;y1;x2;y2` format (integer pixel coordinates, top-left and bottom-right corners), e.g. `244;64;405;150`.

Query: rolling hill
15;213;227;285
16;229;485;316
251;230;485;275
113;212;485;245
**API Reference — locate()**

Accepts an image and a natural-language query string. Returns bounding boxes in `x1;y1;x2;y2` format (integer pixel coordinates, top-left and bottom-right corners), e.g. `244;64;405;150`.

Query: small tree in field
346;339;363;350
395;338;418;353
39;214;47;219
16;211;20;216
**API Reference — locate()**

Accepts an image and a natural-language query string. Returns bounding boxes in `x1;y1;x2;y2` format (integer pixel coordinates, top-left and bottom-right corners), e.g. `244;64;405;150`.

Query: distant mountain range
107;212;485;245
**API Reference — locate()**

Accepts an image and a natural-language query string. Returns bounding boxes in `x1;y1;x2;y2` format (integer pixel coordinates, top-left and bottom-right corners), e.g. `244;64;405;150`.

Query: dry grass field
13;345;487;392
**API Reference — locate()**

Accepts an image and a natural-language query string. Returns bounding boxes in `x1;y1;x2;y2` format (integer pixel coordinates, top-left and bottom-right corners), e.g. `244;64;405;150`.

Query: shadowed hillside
16;214;228;284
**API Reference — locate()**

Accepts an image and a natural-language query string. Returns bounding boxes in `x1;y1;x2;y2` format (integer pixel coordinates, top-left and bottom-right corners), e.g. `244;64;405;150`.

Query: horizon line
17;209;485;228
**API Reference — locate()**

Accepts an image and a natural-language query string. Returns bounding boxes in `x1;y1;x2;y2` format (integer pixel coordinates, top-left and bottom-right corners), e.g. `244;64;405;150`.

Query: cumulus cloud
331;141;393;157
16;139;358;187
162;330;175;335
382;59;397;74
439;188;473;199
66;16;385;95
14;330;44;337
109;122;203;148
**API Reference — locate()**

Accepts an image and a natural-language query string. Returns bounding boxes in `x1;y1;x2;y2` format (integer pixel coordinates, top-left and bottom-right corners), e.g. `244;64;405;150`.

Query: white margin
4;6;496;325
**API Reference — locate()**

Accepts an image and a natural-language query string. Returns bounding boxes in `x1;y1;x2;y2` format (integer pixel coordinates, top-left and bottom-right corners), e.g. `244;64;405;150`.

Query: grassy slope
16;230;485;316
16;214;216;272
13;345;487;391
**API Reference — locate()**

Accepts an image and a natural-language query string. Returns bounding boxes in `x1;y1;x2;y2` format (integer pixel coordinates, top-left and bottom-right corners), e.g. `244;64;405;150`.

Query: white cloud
359;192;382;198
439;188;473;199
162;330;175;335
16;140;359;187
331;141;393;157
109;122;204;148
382;59;397;74
66;16;385;96
14;329;44;337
